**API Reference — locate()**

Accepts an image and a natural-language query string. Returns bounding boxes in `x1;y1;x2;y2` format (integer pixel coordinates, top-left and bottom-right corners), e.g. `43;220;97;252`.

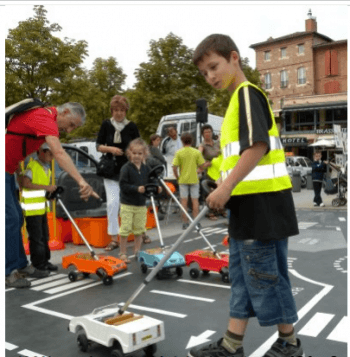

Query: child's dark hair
126;138;150;160
200;124;213;136
181;132;193;145
193;34;242;69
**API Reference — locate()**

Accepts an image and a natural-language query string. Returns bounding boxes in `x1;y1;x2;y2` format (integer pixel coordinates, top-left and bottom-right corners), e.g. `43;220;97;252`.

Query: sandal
119;253;131;264
142;234;152;244
105;240;119;251
206;213;218;221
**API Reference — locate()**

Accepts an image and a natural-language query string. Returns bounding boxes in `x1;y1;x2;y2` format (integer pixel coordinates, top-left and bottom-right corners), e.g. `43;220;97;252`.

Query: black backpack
5;98;47;156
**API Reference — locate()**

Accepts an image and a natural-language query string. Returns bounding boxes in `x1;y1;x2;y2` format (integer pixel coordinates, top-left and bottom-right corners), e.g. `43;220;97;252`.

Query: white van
69;141;102;165
155;112;224;178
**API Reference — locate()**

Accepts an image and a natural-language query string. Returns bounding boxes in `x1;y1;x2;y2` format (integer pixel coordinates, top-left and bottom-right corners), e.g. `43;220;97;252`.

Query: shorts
179;183;200;199
119;204;147;237
228;238;298;326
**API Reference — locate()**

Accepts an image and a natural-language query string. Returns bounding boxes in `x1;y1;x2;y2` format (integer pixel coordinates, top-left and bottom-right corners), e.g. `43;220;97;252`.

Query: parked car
286;156;312;188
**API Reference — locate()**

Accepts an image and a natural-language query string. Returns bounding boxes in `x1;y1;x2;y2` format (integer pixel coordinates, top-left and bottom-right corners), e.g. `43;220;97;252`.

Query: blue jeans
229;238;298;326
5;173;28;276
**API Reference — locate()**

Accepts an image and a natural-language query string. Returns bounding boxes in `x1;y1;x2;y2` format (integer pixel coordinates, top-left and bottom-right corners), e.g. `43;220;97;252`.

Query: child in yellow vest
21;143;58;272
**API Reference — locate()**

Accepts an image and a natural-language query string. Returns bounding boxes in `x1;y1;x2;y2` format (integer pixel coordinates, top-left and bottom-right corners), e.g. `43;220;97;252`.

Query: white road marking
45;278;95;294
338;217;346;221
5;288;15;292
178;279;230;289
150;290;215;302
5;342;18;350
215;229;228;234
248;269;333;357
31;277;72;291
201;227;222;233
298;222;318;229
336;227;341;231
327;316;349;343
298;312;335;337
118;302;186;318
29;274;67;286
17;349;47;357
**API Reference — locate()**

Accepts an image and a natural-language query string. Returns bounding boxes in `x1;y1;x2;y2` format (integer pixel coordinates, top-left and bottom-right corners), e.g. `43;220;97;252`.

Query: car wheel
144;344;157;356
190;268;199;279
340;198;347;206
176;267;183;277
111;348;124;357
301;177;307;188
77;332;89;352
332;198;341;207
68;271;78;282
103;276;113;286
221;272;230;283
141;263;148;274
202;270;210;276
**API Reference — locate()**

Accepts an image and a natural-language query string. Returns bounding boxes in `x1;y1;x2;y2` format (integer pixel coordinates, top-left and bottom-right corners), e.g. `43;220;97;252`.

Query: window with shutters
297;67;306;85
280;70;288;88
325;50;338;76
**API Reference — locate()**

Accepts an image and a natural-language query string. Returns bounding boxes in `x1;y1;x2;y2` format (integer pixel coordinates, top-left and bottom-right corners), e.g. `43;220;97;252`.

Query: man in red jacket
6;102;99;288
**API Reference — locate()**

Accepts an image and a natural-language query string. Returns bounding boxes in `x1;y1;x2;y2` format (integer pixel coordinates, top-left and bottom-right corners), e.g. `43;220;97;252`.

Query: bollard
306;172;313;190
292;170;301;192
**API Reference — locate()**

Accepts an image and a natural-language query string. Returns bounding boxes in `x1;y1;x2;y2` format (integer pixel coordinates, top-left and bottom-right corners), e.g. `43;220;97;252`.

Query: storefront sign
281;137;308;146
316;128;347;134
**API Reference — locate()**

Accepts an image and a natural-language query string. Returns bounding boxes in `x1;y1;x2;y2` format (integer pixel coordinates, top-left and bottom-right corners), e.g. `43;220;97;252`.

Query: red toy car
62;253;127;286
185;250;230;283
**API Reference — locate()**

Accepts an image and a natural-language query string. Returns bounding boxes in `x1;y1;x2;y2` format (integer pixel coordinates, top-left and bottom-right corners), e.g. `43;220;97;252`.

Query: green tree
5;5;88;106
127;33;214;140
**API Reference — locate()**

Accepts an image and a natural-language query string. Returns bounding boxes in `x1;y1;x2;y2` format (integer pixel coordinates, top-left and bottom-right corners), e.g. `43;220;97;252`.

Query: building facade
250;10;347;159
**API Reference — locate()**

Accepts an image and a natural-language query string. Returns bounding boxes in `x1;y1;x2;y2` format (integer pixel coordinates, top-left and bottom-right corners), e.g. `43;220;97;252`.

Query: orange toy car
62;253;127;286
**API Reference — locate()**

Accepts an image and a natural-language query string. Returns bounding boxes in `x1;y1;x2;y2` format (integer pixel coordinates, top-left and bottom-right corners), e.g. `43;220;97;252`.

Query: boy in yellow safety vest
21;143;58;272
189;35;302;357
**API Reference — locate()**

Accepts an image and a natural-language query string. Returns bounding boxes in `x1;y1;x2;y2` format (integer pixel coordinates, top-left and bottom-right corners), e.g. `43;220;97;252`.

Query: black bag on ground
96;154;116;179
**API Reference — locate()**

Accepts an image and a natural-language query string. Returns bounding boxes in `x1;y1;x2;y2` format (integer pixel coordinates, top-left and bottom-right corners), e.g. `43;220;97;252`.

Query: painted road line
150;290;215;302
5;288;15;293
298;222;318;229
215;229;228;234
327;316;349;343
22;272;133;320
336;227;341;231
45;278;95;294
200;227;219;232
338;217;346;221
248;269;333;357
17;349;47;357
31;277;71;291
298;312;335;337
184;239;194;243
29;274;67;286
178;279;231;289
202;227;222;233
5;342;18;350
118;302;187;318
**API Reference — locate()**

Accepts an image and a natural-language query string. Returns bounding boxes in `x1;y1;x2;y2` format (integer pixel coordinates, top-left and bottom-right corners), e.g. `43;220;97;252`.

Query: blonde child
118;138;161;263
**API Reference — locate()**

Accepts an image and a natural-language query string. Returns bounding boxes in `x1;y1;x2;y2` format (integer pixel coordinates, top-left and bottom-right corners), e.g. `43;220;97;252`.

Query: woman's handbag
96;155;116;179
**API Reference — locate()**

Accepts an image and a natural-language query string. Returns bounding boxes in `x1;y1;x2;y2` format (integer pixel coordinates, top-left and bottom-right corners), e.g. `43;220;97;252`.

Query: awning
282;100;347;112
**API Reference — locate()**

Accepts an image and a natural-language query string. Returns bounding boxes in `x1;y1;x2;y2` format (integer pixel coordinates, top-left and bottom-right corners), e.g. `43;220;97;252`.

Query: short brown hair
150;134;161;143
314;151;322;156
110;95;130;114
181;132;193;145
193;34;242;69
201;124;213;136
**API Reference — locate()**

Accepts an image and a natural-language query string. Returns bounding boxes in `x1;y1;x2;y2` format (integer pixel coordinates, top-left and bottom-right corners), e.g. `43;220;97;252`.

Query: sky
2;1;350;91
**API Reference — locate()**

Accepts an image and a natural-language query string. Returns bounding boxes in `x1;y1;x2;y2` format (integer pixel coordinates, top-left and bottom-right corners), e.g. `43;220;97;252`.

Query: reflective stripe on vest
22;160;51;216
220;81;292;196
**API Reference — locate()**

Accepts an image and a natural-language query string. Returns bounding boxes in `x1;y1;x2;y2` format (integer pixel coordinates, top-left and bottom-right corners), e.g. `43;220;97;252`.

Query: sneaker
5;270;31;288
262;338;304;357
43;262;58;271
313;202;318;206
188;338;245;357
18;264;50;278
182;223;190;230
320;203;325;207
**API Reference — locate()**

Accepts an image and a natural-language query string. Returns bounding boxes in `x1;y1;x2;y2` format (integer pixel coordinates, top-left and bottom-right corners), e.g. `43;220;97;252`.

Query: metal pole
150;195;165;248
118;206;209;315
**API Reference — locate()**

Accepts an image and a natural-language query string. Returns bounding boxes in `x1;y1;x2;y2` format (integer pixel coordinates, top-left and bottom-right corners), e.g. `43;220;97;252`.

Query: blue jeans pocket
242;245;279;290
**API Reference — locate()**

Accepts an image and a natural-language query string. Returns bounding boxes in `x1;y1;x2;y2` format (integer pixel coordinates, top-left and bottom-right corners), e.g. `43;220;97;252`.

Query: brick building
250;10;347;158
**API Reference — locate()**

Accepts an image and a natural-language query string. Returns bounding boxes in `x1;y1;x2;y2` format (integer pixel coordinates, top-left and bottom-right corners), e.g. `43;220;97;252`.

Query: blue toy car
139;248;186;279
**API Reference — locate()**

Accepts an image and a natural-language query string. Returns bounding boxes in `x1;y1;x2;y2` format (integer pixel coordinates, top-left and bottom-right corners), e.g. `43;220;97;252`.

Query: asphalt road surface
5;209;348;357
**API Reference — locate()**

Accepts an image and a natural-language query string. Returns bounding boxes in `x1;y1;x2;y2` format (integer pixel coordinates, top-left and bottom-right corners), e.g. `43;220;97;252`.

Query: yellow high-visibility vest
207;155;223;182
21;160;51;216
220;81;292;195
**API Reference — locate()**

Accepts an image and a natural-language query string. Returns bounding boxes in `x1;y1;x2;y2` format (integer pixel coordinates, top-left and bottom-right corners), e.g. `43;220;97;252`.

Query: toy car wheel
82;272;90;278
190;268;200;279
221;272;230;283
340;198;347;206
68;271;78;282
332;198;341;207
141;263;148;274
202;270;210;276
176;267;183;277
156;272;162;280
144;343;157;356
111;348;124;357
103;276;113;286
77;332;89;352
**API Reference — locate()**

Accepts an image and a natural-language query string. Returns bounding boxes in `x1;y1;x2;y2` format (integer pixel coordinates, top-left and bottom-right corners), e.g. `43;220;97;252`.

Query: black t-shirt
226;86;299;241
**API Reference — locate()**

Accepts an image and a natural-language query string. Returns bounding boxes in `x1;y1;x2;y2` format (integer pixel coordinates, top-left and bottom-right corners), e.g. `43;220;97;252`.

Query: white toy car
68;303;165;356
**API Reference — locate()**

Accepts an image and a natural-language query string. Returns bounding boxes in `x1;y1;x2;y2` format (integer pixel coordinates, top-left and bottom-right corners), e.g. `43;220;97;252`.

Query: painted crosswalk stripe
5;342;17;350
45;278;95;294
202;227;222;233
29;274;67;286
31;277;72;291
338;217;346;221
327;316;349;343
298;222;318;229
17;349;47;357
178;279;230;289
118;302;186;318
150;290;215;302
298;312;334;337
